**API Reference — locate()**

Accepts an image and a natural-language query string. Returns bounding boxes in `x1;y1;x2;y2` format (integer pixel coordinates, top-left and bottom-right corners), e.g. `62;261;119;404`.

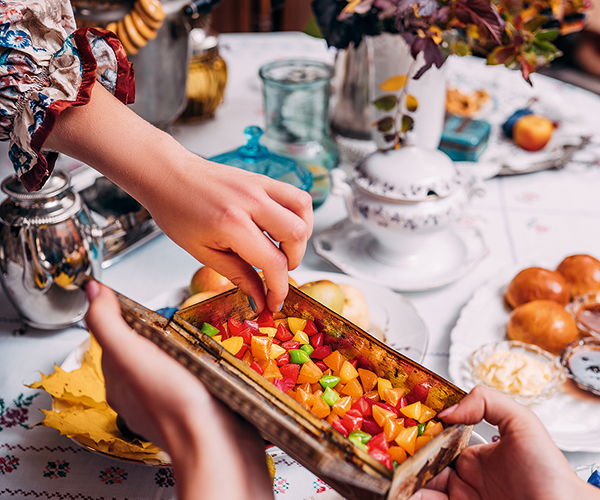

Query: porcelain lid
353;146;461;201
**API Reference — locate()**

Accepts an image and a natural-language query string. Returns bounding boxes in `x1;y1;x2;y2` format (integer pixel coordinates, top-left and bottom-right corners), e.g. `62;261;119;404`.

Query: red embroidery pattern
273;477;289;494
42;460;70;479
0;444;84;454
98;466;128;485
154;468;175;487
0;455;19;474
313;478;331;493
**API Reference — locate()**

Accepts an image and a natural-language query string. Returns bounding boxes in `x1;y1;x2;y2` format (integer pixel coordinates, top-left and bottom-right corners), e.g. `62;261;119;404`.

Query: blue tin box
438;114;491;162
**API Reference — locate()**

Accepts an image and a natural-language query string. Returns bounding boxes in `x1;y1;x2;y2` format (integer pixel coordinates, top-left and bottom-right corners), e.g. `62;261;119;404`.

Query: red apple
513;114;554;152
189;266;235;295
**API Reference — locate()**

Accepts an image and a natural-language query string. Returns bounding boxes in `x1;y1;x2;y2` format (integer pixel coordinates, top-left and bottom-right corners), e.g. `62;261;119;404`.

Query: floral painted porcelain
331;146;482;265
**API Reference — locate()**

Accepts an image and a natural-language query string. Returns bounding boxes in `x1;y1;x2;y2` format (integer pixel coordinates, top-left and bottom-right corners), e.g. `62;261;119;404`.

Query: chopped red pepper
341;409;364;433
348;359;358;369
351;397;372;417
310;345;332;360
407;383;430;405
315;361;328;372
275;323;293;341
361;417;382;436
273;376;295;394
332;419;349;437
276;351;290;367
369;448;393;470
217;322;229;341
250;361;264;375
304;319;318;336
310;332;324;348
368;432;389;452
404;418;418;427
396;395;408;410
234;344;249;360
236;328;253;345
281;340;300;351
280;363;300;384
228;317;243;336
243;320;259;334
374;401;399;417
257;309;275;327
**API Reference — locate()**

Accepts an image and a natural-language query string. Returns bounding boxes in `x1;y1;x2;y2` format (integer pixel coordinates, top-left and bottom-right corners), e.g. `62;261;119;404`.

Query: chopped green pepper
201;322;220;337
417;423;426;436
319;375;341;389
348;430;372;444
289;349;311;364
321;386;340;407
300;344;315;356
348;435;368;452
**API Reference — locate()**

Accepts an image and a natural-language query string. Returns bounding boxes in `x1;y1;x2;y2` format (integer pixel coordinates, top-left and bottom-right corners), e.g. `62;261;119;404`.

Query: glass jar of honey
179;29;227;122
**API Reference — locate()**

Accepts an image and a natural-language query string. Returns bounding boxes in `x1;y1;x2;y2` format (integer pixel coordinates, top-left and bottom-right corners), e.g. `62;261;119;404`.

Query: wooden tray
118;286;471;500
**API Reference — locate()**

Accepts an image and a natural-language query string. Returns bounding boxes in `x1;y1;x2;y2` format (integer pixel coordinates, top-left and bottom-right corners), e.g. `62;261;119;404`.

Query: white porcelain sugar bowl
331;146;483;266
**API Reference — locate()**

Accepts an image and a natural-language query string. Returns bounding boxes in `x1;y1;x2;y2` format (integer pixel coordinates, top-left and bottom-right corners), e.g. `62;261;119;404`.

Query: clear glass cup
259;59;340;209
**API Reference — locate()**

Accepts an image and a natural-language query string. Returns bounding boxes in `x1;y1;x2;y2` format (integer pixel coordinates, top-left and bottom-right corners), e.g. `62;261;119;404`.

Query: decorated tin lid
209;126;313;192
353;146;461;201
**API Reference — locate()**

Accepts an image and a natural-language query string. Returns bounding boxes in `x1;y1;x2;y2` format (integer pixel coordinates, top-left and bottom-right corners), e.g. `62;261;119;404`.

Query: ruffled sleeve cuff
5;27;135;192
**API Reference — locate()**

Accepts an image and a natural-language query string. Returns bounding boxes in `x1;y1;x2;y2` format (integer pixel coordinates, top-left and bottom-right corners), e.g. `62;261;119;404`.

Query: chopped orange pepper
372;405;396;427
323;350;344;374
251;335;272;361
292;331;310;345
417;404;437;423
296;360;323;384
422;421;444;438
358;368;378;392
395;426;419;456
388;445;408;465
311;395;331;418
241;350;253;366
363;390;380;402
400;401;421;421
341;378;364;398
262;360;283;381
415;435;433;452
332;395;353;417
339;360;359;384
221;336;243;355
377;377;393;401
383;387;405;407
288;317;307;335
383;418;405;442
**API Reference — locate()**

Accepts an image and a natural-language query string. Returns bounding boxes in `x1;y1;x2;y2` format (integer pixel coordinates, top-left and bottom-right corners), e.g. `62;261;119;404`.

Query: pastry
130;9;157;40
507;299;579;355
123;13;147;49
505;267;570;308
556;254;600;298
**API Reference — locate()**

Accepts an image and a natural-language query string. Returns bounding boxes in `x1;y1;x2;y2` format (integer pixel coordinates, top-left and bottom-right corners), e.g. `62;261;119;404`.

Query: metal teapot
0;170;136;329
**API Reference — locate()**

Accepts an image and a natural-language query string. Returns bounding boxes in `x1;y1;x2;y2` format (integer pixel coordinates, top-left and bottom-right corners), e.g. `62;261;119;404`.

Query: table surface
1;32;600;499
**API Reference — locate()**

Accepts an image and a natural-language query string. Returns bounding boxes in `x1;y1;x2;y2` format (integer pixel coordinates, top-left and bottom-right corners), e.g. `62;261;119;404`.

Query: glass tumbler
259;59;340;209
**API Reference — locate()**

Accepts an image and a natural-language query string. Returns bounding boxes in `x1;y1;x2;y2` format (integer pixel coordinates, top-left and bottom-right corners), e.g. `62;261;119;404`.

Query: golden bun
506;299;579;355
556;254;600;298
505;267;570;308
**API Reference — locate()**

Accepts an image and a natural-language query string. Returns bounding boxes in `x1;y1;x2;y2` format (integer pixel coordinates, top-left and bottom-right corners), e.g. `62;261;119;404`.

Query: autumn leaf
372;94;397;111
405;94;418;112
379;74;408;92
375;116;395;133
401;115;415;133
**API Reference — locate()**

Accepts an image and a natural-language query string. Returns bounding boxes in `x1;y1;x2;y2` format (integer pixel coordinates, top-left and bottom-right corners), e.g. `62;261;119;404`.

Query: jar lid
353;146;461;201
208;126;313;192
189;29;218;55
0;170;82;225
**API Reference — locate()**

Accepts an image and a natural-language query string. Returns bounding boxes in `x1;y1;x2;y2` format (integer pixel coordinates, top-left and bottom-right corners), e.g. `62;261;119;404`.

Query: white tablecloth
1;32;600;499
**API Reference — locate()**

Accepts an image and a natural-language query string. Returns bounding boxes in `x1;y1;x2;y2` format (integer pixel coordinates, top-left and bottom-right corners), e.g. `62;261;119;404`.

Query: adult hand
84;281;274;500
46;84;313;313
409;386;599;500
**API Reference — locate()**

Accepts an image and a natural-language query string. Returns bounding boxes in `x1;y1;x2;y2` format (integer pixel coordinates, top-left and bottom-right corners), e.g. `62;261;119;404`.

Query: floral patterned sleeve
0;0;135;191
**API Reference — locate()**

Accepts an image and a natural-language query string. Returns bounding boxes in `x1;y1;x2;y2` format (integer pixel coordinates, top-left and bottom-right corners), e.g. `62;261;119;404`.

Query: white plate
147;270;429;363
313;218;488;292
290;270;428;363
59;340;172;467
448;268;600;452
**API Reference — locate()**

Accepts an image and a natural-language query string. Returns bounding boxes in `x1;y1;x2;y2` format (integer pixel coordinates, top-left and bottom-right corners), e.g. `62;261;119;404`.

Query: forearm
44;82;192;209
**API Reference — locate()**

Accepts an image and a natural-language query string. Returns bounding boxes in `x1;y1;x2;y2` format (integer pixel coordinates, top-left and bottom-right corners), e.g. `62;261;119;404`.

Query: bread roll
505;267;569;308
556;254;600;298
507;299;579;355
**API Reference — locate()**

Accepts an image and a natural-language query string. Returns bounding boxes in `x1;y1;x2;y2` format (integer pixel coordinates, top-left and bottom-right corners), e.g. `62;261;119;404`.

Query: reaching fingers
438;386;539;435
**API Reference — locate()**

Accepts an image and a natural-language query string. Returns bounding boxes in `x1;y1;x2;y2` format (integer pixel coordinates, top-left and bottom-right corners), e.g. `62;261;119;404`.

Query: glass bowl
468;340;566;405
567;291;600;339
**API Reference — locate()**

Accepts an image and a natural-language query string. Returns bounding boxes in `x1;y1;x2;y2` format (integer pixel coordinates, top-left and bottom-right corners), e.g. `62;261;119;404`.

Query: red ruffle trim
22;27;135;192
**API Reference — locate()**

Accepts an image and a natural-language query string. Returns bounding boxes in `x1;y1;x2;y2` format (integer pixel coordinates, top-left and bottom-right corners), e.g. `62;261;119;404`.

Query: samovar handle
20;220;53;294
